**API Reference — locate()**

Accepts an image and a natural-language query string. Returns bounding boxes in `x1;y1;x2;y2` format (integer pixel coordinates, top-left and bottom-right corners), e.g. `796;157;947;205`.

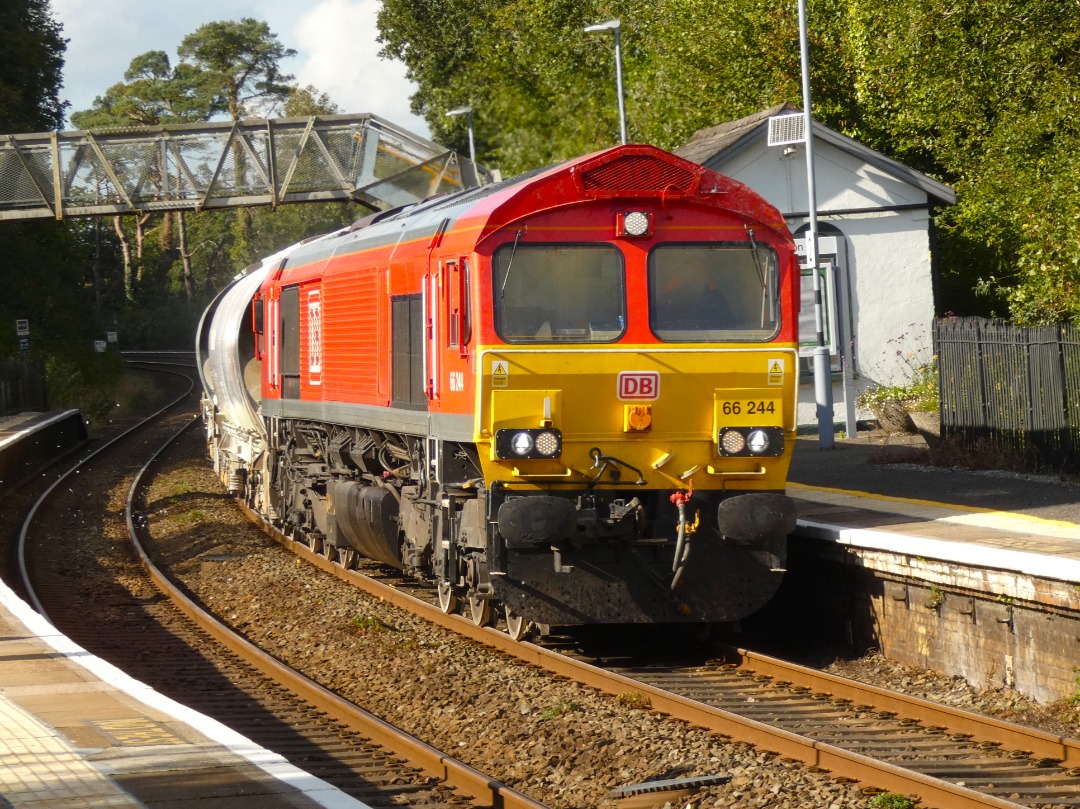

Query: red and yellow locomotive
198;144;799;634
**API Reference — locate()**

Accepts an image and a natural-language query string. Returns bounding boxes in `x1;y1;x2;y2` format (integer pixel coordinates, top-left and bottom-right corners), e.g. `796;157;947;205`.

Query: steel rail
129;418;548;809
256;520;1058;809
723;646;1080;769
17;369;195;616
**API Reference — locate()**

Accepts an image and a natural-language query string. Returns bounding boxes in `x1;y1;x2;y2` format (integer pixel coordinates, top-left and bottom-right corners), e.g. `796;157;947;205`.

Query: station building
676;103;957;432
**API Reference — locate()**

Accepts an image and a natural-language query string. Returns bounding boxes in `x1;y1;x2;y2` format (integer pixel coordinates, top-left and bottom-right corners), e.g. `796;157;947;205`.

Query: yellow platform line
788;480;1080;541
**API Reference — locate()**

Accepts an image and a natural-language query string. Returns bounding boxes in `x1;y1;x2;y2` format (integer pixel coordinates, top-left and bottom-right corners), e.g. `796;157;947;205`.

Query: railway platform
0;412;367;808
0;571;366;809
0;410;87;493
788;431;1080;586
787;431;1080;704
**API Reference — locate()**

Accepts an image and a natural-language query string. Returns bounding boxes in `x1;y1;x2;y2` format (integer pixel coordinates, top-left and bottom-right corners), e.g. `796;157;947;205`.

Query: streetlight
797;0;834;448
584;19;627;145
446;104;480;185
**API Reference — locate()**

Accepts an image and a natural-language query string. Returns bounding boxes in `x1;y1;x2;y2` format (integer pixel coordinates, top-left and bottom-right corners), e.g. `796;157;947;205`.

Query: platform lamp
584;19;627;145
446;105;480;186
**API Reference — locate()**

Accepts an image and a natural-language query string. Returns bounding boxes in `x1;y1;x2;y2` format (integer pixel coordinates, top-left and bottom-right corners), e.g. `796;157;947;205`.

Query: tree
0;0;66;132
177;18;297;119
377;0;1080;323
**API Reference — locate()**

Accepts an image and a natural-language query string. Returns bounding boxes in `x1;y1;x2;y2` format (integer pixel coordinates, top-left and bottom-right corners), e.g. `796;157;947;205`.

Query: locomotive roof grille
578;154;700;197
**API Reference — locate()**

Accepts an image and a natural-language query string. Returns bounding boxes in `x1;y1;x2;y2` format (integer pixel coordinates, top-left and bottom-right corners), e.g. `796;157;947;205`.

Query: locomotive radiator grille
578;154;699;197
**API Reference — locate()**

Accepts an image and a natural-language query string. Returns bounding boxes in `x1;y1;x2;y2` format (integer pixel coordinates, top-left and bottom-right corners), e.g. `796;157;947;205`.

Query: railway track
68;353;1080;807
224;482;1080;808
14;364;544;809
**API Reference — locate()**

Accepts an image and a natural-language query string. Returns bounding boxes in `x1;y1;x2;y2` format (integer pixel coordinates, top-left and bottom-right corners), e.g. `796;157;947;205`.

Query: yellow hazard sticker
492;360;509;388
767;357;784;386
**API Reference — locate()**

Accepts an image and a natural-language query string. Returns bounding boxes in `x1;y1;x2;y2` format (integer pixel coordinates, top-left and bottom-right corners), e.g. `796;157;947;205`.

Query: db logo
618;371;660;400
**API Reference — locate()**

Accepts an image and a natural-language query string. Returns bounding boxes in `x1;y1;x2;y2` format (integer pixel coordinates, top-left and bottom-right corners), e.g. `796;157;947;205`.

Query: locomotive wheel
467;593;492;627
504;606;532;641
437;581;458;614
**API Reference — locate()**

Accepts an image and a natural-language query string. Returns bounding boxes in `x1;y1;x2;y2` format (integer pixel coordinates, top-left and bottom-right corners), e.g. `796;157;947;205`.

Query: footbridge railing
0;113;491;221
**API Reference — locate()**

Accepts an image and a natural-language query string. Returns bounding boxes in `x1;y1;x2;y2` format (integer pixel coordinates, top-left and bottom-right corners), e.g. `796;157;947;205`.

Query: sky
49;0;431;137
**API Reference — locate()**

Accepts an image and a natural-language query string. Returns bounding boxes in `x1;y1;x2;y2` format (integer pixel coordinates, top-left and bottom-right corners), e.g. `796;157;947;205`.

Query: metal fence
934;317;1080;469
0;357;46;417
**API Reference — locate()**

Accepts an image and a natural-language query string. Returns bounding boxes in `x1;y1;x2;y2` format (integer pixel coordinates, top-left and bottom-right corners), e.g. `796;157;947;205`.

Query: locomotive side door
279;285;300;399
440;257;472;400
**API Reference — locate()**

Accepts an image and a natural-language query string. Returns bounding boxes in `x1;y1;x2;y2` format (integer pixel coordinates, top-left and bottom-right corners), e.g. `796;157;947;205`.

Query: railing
0;113;491;221
0;357;46;417
934;317;1080;469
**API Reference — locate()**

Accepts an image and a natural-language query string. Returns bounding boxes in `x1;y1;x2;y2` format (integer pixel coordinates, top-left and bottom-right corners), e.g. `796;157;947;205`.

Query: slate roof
675;103;956;206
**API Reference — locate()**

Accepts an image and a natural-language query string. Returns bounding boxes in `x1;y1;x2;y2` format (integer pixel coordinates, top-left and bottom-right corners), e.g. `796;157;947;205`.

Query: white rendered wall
707;138;937;430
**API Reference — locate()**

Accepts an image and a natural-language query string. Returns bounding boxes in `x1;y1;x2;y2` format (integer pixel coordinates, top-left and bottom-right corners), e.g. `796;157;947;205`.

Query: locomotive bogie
197;144;804;628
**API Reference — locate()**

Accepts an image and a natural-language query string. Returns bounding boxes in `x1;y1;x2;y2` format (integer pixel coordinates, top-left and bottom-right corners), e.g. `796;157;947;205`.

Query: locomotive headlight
510;431;535;456
717;426;785;457
746;429;771;454
617;210;652;237
495;428;563;459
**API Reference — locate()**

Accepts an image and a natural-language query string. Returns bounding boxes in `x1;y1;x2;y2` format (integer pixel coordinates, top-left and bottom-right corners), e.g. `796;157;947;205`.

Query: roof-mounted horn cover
571;145;704;198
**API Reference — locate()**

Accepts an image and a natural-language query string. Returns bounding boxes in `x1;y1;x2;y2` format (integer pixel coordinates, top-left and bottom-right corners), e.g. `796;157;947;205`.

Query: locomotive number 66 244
197;143;800;636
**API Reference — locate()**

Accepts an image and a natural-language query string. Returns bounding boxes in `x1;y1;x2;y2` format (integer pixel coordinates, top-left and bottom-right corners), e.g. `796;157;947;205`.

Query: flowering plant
856;329;940;414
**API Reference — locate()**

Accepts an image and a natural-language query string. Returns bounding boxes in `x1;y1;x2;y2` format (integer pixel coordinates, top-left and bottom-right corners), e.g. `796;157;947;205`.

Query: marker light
494;428;563;459
617;210;652;237
717;427;785;457
535;430;560;456
720;429;746;455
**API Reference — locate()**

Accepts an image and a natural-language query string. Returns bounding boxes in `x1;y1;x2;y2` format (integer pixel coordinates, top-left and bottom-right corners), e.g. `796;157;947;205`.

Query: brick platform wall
747;538;1080;704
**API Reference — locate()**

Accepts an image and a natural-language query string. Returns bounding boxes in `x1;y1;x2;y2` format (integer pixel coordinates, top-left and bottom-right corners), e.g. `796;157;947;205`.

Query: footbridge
0;113;490;221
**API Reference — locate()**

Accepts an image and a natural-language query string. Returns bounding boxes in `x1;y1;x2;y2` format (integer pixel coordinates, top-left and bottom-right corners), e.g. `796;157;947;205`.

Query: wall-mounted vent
767;113;806;147
579;154;698;197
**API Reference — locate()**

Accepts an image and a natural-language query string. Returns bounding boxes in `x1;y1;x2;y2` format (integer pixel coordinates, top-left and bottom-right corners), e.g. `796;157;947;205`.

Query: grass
349;615;396;634
615;692;651;709
172;509;206;525
868;794;917;809
539;700;582;720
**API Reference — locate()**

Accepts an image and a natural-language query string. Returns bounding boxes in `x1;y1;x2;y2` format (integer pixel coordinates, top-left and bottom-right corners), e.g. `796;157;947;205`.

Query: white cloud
293;0;428;136
49;0;429;138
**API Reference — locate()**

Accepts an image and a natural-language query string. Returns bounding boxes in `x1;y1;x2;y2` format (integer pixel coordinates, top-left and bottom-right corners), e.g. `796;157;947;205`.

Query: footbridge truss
0;113;491;221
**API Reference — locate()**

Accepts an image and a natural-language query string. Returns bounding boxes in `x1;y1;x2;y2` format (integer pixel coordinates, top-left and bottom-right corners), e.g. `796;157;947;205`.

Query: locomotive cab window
649;242;780;342
493;243;625;343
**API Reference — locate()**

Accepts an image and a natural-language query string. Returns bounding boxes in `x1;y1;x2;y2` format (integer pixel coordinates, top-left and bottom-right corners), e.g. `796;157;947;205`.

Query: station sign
15;318;29;336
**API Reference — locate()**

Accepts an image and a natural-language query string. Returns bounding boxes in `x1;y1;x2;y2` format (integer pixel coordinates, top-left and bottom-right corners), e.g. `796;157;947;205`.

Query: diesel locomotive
197;143;799;635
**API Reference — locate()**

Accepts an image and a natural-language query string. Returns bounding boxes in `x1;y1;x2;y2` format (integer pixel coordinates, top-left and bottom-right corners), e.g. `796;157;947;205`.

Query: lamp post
797;0;834;448
584;19;627;145
446;104;479;185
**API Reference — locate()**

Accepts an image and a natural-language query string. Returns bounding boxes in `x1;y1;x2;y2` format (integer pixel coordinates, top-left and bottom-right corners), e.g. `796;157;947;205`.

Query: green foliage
868;794;917;809
177;18;297;119
857;329;939;413
349;615;396;634
539;700;583;720
376;0;1080;321
0;0;67;132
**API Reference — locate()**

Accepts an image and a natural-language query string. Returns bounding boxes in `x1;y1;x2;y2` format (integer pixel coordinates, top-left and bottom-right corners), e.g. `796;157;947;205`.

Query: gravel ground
145;427;1079;808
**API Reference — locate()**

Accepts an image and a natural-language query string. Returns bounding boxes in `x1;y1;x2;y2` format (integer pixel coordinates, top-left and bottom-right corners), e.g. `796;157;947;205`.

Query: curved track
16;361;545;809
104;354;1080;807
232;471;1080;809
